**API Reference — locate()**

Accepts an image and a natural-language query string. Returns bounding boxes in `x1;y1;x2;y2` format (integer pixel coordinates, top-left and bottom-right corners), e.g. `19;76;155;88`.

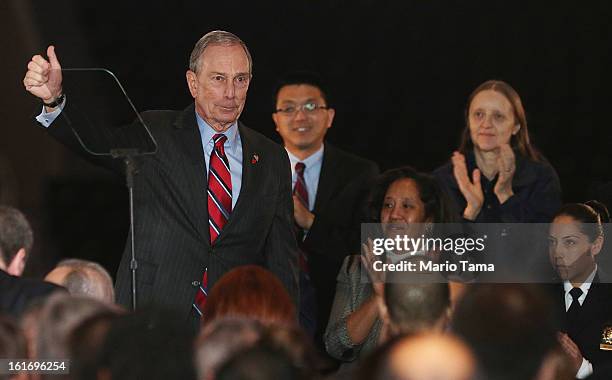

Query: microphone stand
111;148;142;310
61;67;159;311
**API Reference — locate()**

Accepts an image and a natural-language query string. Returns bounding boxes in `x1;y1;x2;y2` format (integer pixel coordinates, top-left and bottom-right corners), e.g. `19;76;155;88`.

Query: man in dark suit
272;71;379;344
23;31;298;326
0;206;63;317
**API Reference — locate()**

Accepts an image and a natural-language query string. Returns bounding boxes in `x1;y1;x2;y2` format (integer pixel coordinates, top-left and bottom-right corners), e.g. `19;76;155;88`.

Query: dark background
1;0;610;278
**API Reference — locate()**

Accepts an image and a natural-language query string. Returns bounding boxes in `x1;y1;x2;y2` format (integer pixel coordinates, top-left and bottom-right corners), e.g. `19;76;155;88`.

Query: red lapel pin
251;154;259;164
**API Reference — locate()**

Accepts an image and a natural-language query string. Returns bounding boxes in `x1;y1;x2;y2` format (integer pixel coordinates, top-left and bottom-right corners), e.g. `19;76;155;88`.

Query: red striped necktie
193;133;232;317
294;162;308;209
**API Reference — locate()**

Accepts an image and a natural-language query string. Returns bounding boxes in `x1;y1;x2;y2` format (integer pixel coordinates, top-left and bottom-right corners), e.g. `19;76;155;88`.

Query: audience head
549;202;608;284
96;308;197;380
0;206;33;276
369;166;456;238
215;342;306;380
373;333;476;380
0;315;27;359
203;265;296;327
379;278;450;337
45;258;115;303
35;293;116;363
452;284;557;380
272;70;335;158
195;318;263;380
0;316;27;380
69;310;122;380
19;299;46;359
261;323;325;377
459;80;540;161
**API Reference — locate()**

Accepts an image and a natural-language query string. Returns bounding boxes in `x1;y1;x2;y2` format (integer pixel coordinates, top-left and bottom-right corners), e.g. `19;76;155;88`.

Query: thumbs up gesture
23;45;63;106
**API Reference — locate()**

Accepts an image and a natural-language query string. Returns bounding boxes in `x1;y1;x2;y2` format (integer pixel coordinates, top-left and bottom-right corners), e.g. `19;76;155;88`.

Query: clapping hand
451;151;484;221
361;239;384;296
493;144;515;203
292;196;315;230
558;332;584;375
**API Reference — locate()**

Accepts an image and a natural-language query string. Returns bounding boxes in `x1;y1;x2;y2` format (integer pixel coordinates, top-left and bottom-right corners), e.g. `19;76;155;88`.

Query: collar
563;265;598;294
286;144;325;171
196;112;240;154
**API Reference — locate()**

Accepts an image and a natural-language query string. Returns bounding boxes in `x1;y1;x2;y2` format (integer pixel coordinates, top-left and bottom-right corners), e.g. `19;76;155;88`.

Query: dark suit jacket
549;276;612;374
299;144;379;339
43;103;299;325
0;270;64;318
433;151;561;223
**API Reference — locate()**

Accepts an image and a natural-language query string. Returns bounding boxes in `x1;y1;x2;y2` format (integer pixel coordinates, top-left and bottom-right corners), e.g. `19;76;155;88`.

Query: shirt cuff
35;96;66;127
576;357;593;379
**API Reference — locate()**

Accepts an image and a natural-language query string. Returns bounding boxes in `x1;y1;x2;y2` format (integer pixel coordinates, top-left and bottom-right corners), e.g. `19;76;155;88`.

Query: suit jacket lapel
313;143;340;215
576;275;602;333
568;274;603;336
173;103;211;246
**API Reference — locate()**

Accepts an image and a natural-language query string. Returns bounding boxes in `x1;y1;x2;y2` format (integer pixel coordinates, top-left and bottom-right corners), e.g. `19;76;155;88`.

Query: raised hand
361;238;385;294
494;144;515;203
23;45;63;105
451;151;484;220
292;195;314;230
558;332;584;375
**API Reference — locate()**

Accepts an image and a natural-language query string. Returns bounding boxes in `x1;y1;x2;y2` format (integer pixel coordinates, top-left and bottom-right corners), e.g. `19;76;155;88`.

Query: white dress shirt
563;266;598;379
286;144;324;212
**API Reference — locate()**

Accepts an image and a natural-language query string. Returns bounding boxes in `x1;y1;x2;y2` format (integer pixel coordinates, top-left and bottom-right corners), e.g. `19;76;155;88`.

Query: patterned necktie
193;133;232;317
293;162;310;273
207;134;232;242
293;162;309;210
293;162;317;333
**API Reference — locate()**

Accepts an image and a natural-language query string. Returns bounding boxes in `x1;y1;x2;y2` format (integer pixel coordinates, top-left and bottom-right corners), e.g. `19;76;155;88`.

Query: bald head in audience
375;333;475;380
378;276;450;338
45;259;115;303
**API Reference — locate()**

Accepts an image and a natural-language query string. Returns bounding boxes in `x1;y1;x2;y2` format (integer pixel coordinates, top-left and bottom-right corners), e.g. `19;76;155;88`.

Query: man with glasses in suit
272;71;379;350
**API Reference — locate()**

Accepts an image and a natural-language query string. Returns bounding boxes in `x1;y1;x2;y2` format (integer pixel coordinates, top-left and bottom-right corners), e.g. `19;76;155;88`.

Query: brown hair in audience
203;265;296;327
452;284;557;380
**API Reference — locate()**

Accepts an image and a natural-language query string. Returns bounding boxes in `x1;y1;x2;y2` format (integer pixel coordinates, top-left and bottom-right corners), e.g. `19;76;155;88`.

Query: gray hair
55;259;115;303
188;30;253;74
0;206;33;264
35;293;113;361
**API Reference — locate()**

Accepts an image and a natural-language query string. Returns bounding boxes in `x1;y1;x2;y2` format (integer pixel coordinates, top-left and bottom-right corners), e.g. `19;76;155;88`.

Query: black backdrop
5;0;612;276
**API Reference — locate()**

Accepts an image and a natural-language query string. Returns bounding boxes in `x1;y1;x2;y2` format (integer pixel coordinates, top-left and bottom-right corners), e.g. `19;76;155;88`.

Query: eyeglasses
275;102;329;115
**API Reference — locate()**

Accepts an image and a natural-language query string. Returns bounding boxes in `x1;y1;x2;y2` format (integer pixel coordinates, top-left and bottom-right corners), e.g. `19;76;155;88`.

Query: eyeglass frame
274;101;330;115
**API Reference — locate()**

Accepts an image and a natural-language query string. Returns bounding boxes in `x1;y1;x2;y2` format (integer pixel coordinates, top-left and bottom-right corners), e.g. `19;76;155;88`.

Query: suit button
192;281;200;287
